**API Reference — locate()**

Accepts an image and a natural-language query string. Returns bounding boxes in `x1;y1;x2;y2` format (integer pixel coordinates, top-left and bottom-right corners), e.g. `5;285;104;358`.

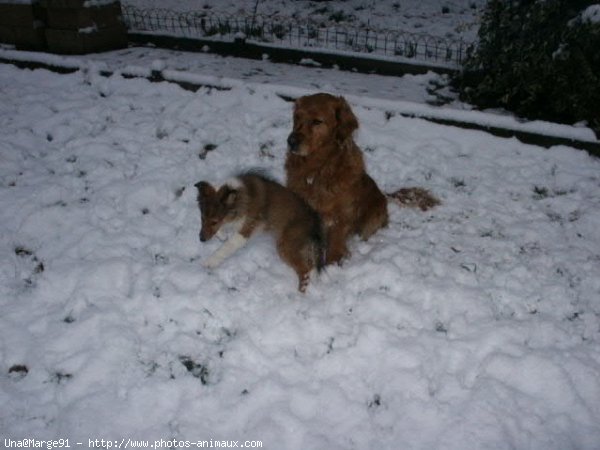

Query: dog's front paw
202;257;221;269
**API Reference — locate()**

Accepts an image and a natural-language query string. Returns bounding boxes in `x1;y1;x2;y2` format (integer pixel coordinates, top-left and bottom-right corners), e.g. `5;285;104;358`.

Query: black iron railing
121;5;474;67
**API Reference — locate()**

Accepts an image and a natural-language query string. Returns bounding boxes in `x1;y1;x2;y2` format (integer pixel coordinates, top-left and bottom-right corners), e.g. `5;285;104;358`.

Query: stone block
0;24;47;50
46;2;123;29
45;24;126;54
0;2;46;27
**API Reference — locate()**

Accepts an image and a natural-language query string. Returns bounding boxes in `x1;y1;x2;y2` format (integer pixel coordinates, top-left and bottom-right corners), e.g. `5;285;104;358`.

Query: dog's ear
195;181;214;204
195;181;213;194
335;96;358;141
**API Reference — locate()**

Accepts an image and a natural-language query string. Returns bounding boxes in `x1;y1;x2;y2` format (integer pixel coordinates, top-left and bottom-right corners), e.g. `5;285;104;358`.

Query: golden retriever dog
285;93;441;265
285;93;389;265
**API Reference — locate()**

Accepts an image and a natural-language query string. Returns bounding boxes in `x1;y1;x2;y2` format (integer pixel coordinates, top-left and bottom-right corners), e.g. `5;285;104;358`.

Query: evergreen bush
454;0;600;135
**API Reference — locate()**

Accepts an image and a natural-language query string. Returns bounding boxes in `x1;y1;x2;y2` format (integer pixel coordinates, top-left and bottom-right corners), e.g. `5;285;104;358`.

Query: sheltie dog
194;172;325;293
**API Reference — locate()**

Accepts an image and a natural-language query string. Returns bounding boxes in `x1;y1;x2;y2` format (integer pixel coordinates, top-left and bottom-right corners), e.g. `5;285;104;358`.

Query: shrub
454;0;600;135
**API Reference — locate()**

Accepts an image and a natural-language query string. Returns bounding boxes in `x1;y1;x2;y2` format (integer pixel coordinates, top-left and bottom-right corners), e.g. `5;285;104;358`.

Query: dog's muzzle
287;132;300;153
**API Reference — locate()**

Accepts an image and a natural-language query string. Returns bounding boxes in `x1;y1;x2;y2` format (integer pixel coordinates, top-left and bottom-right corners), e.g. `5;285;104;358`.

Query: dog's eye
311;119;323;126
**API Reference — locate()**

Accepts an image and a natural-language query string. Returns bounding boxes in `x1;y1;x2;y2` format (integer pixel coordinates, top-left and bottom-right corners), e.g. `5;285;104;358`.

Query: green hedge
454;0;600;136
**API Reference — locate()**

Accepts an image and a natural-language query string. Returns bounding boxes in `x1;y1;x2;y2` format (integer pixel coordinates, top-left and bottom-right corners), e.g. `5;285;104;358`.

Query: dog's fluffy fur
195;172;325;293
285;93;388;264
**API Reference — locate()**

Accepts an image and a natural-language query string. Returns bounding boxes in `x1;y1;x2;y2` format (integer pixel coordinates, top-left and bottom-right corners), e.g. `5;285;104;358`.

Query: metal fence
121;5;474;67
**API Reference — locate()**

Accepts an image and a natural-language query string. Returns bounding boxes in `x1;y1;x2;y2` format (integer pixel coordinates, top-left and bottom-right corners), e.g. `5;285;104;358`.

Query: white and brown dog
195;172;325;292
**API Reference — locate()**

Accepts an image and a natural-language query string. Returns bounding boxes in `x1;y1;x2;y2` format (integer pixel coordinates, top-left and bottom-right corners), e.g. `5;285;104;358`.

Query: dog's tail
386;187;440;211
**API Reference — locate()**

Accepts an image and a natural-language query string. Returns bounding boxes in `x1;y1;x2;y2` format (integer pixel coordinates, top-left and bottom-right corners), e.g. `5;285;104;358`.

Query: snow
84;1;119;6
581;4;600;24
1;55;600;448
0;1;37;4
122;0;486;42
1;46;597;144
1;0;600;446
79;26;99;34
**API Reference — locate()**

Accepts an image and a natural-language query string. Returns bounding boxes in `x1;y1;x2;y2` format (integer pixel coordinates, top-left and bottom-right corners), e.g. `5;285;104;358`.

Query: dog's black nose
287;133;299;153
199;234;206;242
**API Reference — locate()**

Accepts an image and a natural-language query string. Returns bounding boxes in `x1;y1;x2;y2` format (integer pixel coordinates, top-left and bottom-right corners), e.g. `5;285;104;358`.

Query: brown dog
195;173;325;293
285;93;388;265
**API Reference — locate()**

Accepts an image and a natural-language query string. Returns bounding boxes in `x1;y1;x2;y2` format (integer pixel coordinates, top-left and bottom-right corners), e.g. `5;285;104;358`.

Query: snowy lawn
1;63;600;449
122;0;485;41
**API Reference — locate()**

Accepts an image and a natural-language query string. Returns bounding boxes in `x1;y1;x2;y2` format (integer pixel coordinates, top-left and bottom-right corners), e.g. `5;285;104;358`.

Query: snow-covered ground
1;49;600;449
123;0;485;42
2;45;596;143
56;45;452;106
